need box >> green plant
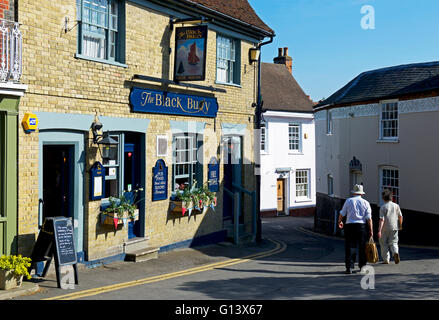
[103,188,144,219]
[0,255,32,280]
[175,180,216,209]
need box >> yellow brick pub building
[11,0,274,268]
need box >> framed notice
[90,162,105,201]
[174,25,208,82]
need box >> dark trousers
[344,223,367,270]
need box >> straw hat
[351,184,365,195]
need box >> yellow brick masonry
[17,1,258,259]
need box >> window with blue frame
[76,0,124,63]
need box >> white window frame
[288,123,301,152]
[379,166,399,204]
[379,100,399,141]
[295,169,311,201]
[216,34,240,85]
[326,109,333,135]
[327,174,334,197]
[260,122,267,153]
[172,133,203,192]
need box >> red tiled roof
[184,0,274,34]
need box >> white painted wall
[315,96,439,215]
[260,111,316,213]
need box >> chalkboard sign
[29,217,78,288]
[152,159,168,201]
[53,217,77,266]
[208,157,219,192]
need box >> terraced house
[3,0,274,266]
[314,61,439,247]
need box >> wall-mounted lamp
[91,121,119,159]
[249,47,260,64]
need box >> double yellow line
[44,238,286,300]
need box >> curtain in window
[77,0,118,60]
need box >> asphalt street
[10,216,439,301]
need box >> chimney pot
[284,47,289,56]
[278,48,283,57]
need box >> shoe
[382,260,389,264]
[394,253,400,264]
[345,269,353,274]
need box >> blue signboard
[152,159,168,201]
[90,162,105,201]
[130,87,218,118]
[208,157,219,192]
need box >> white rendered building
[259,48,316,217]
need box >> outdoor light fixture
[91,120,119,159]
[249,47,260,64]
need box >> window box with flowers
[0,255,32,290]
[100,188,143,230]
[170,181,217,217]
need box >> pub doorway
[42,145,74,220]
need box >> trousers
[344,223,367,270]
[379,230,399,262]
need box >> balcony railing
[0,19,22,83]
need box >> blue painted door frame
[38,131,85,259]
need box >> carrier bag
[365,236,379,264]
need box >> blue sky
[249,0,439,101]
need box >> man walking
[378,189,403,264]
[338,184,373,274]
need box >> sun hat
[351,184,365,195]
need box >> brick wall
[0,0,14,21]
[17,1,259,259]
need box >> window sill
[75,53,128,68]
[295,198,312,203]
[376,139,399,144]
[214,81,242,88]
[288,152,303,155]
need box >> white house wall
[260,113,316,212]
[315,96,439,215]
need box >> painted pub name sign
[130,87,218,118]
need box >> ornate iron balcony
[0,19,22,83]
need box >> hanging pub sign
[90,161,105,201]
[208,157,219,192]
[174,25,208,82]
[152,159,168,201]
[130,87,218,118]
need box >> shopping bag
[365,237,379,263]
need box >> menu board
[53,217,77,266]
[152,159,168,201]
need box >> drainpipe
[255,35,274,243]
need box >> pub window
[216,34,241,85]
[76,0,125,63]
[172,133,203,192]
[102,134,120,198]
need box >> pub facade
[16,0,274,264]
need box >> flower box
[100,209,139,229]
[0,269,23,290]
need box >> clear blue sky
[249,0,439,102]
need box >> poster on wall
[174,25,208,82]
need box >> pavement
[1,216,438,301]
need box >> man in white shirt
[338,184,373,274]
[378,189,403,264]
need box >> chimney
[273,47,293,74]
